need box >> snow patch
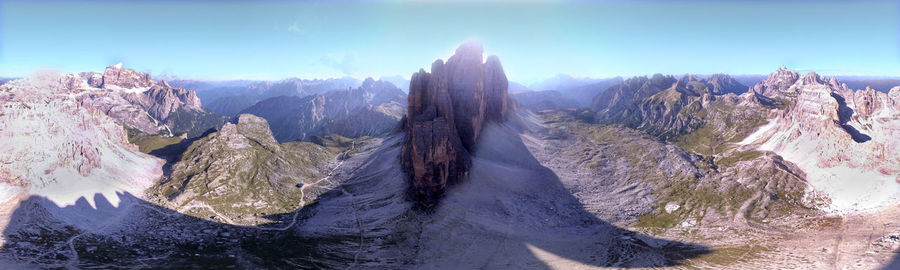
[738,120,777,145]
[749,112,900,213]
[760,137,900,213]
[664,202,680,213]
[104,84,149,94]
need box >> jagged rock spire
[401,41,510,208]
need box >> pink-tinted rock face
[132,80,204,120]
[852,87,883,118]
[402,41,509,208]
[751,66,800,97]
[101,64,153,89]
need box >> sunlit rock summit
[741,67,900,211]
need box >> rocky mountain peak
[402,41,510,208]
[214,114,279,150]
[452,40,484,61]
[483,55,509,122]
[132,83,204,121]
[752,66,800,97]
[680,74,702,82]
[361,77,377,88]
[650,73,675,86]
[829,76,840,86]
[890,86,900,98]
[706,74,747,95]
[798,72,823,86]
[234,114,278,144]
[208,114,279,150]
[100,63,153,89]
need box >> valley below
[1,107,899,269]
[0,43,899,269]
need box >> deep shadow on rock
[880,252,900,270]
[831,92,872,143]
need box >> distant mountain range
[378,75,411,93]
[240,78,407,142]
[4,51,900,268]
[514,75,623,109]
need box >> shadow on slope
[0,117,710,269]
[145,127,219,187]
[295,112,712,268]
[0,136,400,269]
[831,92,872,143]
[0,191,365,269]
[883,253,900,270]
[411,117,710,268]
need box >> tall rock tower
[401,41,510,208]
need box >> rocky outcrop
[591,74,677,114]
[591,74,678,134]
[72,64,225,138]
[849,87,884,118]
[0,72,163,207]
[750,66,800,98]
[157,114,349,223]
[591,73,771,148]
[124,80,204,121]
[100,63,153,89]
[661,74,747,97]
[741,67,900,211]
[402,41,510,208]
[703,74,748,95]
[484,55,509,122]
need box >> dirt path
[832,218,845,270]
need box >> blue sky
[1,0,898,84]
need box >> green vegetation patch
[129,134,184,154]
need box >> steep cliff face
[591,74,677,115]
[122,79,223,138]
[128,80,203,120]
[402,41,509,208]
[750,66,800,98]
[741,68,900,211]
[706,74,749,95]
[74,64,225,138]
[0,72,163,207]
[99,63,154,89]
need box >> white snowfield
[742,80,900,213]
[0,72,163,210]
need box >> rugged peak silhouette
[402,41,510,208]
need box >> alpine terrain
[2,1,900,269]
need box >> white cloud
[320,53,357,76]
[287,22,305,35]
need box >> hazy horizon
[2,0,899,84]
